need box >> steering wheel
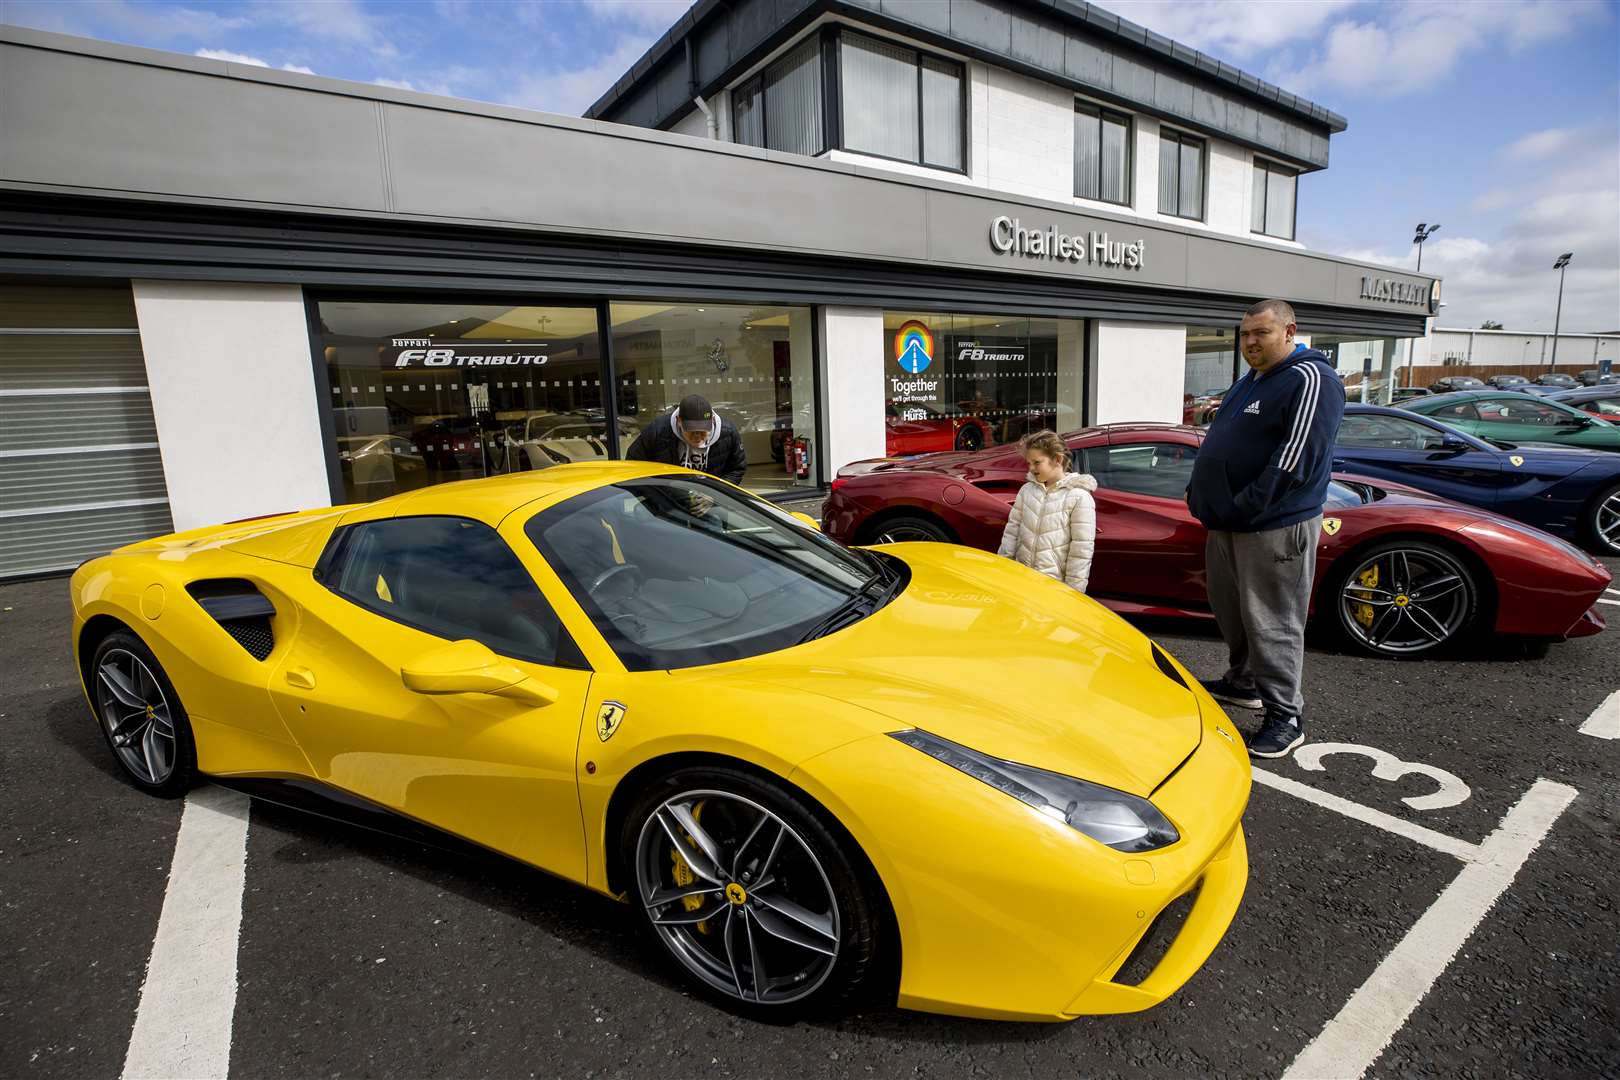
[588,562,644,601]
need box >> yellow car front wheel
[623,766,886,1018]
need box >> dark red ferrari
[823,423,1610,658]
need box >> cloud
[500,33,658,117]
[1503,127,1580,161]
[0,0,248,41]
[581,0,688,32]
[1112,0,1607,101]
[193,47,315,75]
[1314,138,1619,332]
[247,0,396,55]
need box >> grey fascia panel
[1153,72,1194,117]
[1064,34,1111,86]
[1255,110,1286,151]
[1191,87,1223,128]
[730,0,777,58]
[949,0,1013,53]
[696,21,733,85]
[882,0,953,34]
[1111,54,1155,102]
[1112,16,1147,46]
[1009,10,1065,71]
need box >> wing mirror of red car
[401,639,559,706]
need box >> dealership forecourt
[4,566,1616,1078]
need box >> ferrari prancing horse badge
[1510,455,1524,467]
[1322,517,1342,536]
[597,701,627,742]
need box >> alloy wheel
[634,789,841,1006]
[94,648,177,785]
[1340,547,1473,655]
[870,518,948,544]
[1595,488,1620,553]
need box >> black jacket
[625,411,748,484]
[1187,346,1345,532]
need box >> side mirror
[790,511,821,531]
[401,639,558,707]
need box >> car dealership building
[0,1,1439,578]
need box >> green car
[1400,390,1620,452]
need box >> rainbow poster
[894,321,934,374]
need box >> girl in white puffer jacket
[996,430,1098,593]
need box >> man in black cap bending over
[625,394,748,484]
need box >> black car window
[1431,402,1480,421]
[1478,397,1563,424]
[1090,442,1197,499]
[1338,414,1452,451]
[322,515,581,668]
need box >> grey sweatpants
[1205,516,1320,719]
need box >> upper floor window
[733,36,825,157]
[1252,159,1297,240]
[839,31,964,171]
[1157,128,1205,220]
[1074,101,1130,205]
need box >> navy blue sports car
[1334,405,1620,556]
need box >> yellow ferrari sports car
[71,462,1249,1022]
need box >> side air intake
[1151,643,1189,690]
[186,579,276,661]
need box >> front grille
[222,616,275,661]
[1113,884,1201,987]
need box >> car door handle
[285,667,316,690]
[1331,458,1347,469]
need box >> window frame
[1157,127,1207,222]
[730,34,827,157]
[313,514,589,670]
[1083,440,1200,500]
[830,27,969,175]
[1251,157,1299,241]
[1073,98,1133,207]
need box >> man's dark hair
[1245,298,1297,326]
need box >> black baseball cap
[678,394,714,431]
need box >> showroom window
[732,36,824,156]
[1157,128,1205,220]
[1251,158,1297,240]
[1074,101,1131,206]
[878,312,1084,457]
[1310,334,1410,406]
[609,303,818,491]
[313,298,605,503]
[1182,326,1238,427]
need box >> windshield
[526,476,892,670]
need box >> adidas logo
[1243,401,1261,415]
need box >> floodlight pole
[1550,253,1572,368]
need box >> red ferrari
[885,401,992,454]
[823,423,1610,658]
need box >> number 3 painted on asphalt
[1293,742,1471,811]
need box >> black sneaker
[1248,711,1304,759]
[1200,677,1263,710]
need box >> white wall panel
[817,306,886,472]
[1089,320,1186,424]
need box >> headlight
[890,730,1179,852]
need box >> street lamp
[1413,223,1441,272]
[1550,252,1573,368]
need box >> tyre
[88,629,197,797]
[955,424,984,452]
[863,515,952,544]
[1583,482,1620,556]
[621,765,884,1019]
[1333,540,1479,658]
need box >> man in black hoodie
[625,394,748,484]
[1187,299,1344,759]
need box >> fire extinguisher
[794,436,812,480]
[783,436,799,476]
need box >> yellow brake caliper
[1350,564,1378,629]
[669,800,713,934]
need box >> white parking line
[1598,598,1620,608]
[1250,767,1481,862]
[122,784,251,1080]
[1284,779,1576,1080]
[1577,689,1620,739]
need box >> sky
[2,0,1616,333]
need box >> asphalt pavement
[4,556,1617,1080]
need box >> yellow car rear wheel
[621,765,886,1018]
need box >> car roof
[356,460,687,527]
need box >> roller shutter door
[0,284,174,578]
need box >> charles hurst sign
[383,339,551,368]
[989,216,1145,270]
